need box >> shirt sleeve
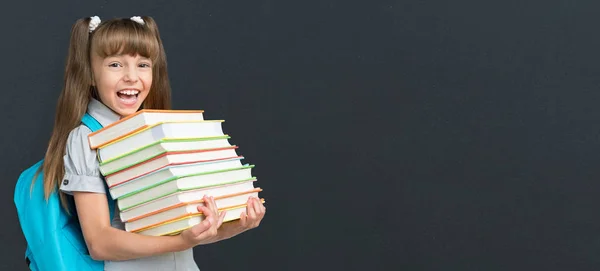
[59,125,107,195]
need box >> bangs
[90,19,159,61]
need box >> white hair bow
[89,16,101,33]
[130,16,145,25]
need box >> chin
[105,92,148,117]
[116,107,141,117]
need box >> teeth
[118,90,140,96]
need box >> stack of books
[88,110,263,236]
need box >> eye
[108,62,122,68]
[139,63,152,68]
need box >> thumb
[240,211,248,227]
[189,216,212,236]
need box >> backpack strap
[81,113,116,223]
[81,113,103,132]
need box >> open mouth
[117,89,140,105]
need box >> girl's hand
[239,197,266,230]
[179,196,226,247]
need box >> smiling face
[91,53,153,117]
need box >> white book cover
[119,178,258,222]
[108,157,246,198]
[99,136,233,175]
[136,201,264,236]
[98,120,225,163]
[125,189,261,232]
[104,147,241,187]
[88,110,205,149]
[117,166,255,212]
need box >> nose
[123,66,139,82]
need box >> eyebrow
[104,55,124,60]
[104,55,151,61]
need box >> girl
[41,15,266,270]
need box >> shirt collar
[87,98,121,127]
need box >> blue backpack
[14,113,115,271]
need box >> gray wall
[2,0,599,270]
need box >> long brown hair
[40,16,171,211]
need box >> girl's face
[90,53,153,117]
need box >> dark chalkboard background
[2,0,600,270]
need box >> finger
[246,198,257,221]
[189,216,212,236]
[197,205,217,226]
[251,197,262,215]
[250,198,264,227]
[216,210,227,228]
[197,204,214,216]
[211,197,220,214]
[209,197,221,223]
[205,196,218,216]
[255,199,266,221]
[260,200,266,214]
[240,210,248,227]
[203,195,215,210]
[202,197,219,215]
[259,198,266,213]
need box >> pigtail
[60,17,95,115]
[140,16,171,110]
[41,15,171,212]
[42,17,96,212]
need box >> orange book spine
[127,188,263,223]
[131,197,265,233]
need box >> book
[119,177,258,221]
[88,109,205,149]
[98,136,233,174]
[125,189,261,232]
[104,146,241,187]
[108,157,247,197]
[117,167,255,211]
[97,120,225,163]
[86,109,266,238]
[136,199,265,236]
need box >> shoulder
[68,124,93,140]
[66,124,94,152]
[64,123,98,171]
[61,123,106,193]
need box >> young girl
[41,15,266,270]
